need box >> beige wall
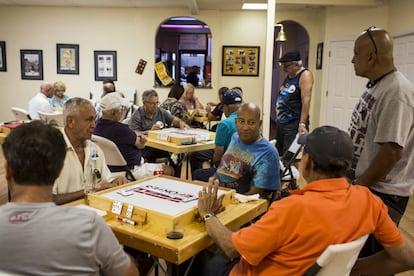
[0,7,267,122]
[1,0,414,129]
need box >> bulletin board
[222,45,260,76]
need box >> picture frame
[316,42,323,70]
[0,41,6,72]
[94,50,117,81]
[57,43,79,74]
[222,46,260,76]
[20,49,43,80]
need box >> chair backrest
[11,107,31,121]
[37,111,64,127]
[91,134,136,181]
[91,135,127,167]
[305,234,369,276]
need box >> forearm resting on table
[53,190,85,205]
[354,142,402,186]
[205,216,240,259]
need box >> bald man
[349,27,414,257]
[28,82,54,119]
[214,103,280,198]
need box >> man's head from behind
[101,93,128,122]
[102,80,116,97]
[235,103,262,144]
[298,125,353,179]
[3,121,66,186]
[222,89,242,117]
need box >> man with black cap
[196,125,414,275]
[276,49,314,159]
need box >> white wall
[0,7,267,121]
[1,0,414,127]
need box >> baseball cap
[298,126,353,167]
[100,92,127,112]
[279,49,301,63]
[221,90,243,105]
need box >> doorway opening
[270,20,310,139]
[155,17,212,88]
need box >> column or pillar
[262,0,276,139]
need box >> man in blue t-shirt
[215,103,280,198]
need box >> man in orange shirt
[197,126,414,275]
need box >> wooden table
[67,177,268,274]
[146,128,215,179]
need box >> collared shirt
[52,128,111,195]
[128,106,174,131]
[230,178,403,276]
[28,92,53,120]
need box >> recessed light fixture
[242,3,268,10]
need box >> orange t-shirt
[231,178,403,276]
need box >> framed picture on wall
[57,44,79,74]
[316,42,323,70]
[0,41,6,72]
[20,49,43,80]
[222,45,260,76]
[94,50,117,81]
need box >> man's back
[231,178,403,275]
[28,93,53,120]
[0,203,130,275]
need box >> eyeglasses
[365,26,378,53]
[145,101,159,106]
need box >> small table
[146,128,215,179]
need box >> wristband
[299,122,306,128]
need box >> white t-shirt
[28,92,53,119]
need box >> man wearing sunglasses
[276,49,314,160]
[349,27,414,258]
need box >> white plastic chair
[91,135,136,181]
[305,234,369,276]
[38,111,64,127]
[11,107,31,121]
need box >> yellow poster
[155,61,173,86]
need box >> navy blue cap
[222,90,242,105]
[279,49,301,62]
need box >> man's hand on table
[198,178,225,217]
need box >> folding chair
[305,234,369,276]
[38,111,64,127]
[11,107,31,121]
[91,135,136,181]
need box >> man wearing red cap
[276,49,314,160]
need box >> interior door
[394,33,414,83]
[325,40,365,131]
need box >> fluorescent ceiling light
[242,3,268,10]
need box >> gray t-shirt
[349,71,414,196]
[128,106,174,131]
[0,202,131,275]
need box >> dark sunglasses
[365,26,378,53]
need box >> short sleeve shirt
[128,106,174,131]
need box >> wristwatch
[299,122,306,128]
[202,213,215,223]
